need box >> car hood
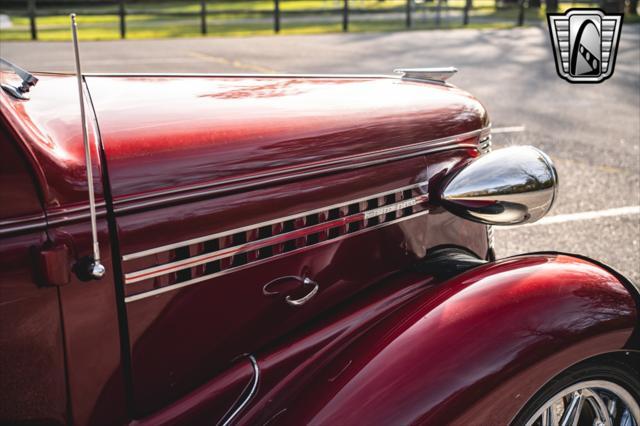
[87,75,489,212]
[8,73,488,212]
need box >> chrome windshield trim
[122,181,428,261]
[220,355,260,426]
[124,208,429,303]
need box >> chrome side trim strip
[124,208,429,303]
[0,219,47,236]
[0,212,47,235]
[113,126,489,213]
[46,207,109,226]
[122,181,427,261]
[47,201,107,216]
[124,193,429,283]
[220,355,260,426]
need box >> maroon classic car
[1,34,639,426]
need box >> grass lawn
[0,0,637,41]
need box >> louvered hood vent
[122,182,430,302]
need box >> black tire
[512,353,640,426]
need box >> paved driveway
[2,25,639,282]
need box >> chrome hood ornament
[439,146,558,225]
[394,67,457,83]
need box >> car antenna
[71,13,106,280]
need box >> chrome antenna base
[89,261,107,280]
[74,257,107,281]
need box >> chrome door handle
[285,277,319,306]
[263,276,319,307]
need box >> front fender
[266,253,637,425]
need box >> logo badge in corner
[547,9,623,83]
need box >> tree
[600,0,625,12]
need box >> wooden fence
[0,0,550,41]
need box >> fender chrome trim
[220,355,260,426]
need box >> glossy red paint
[1,71,125,425]
[1,68,637,426]
[0,117,67,423]
[0,72,103,212]
[49,220,128,426]
[0,119,43,224]
[131,357,254,426]
[0,231,68,424]
[119,151,488,417]
[239,254,637,426]
[85,75,488,211]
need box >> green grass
[0,0,636,41]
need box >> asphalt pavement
[1,25,639,282]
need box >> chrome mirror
[439,146,558,225]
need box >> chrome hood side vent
[122,183,431,302]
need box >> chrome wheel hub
[526,380,640,426]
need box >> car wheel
[513,355,640,426]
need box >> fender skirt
[241,253,638,426]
